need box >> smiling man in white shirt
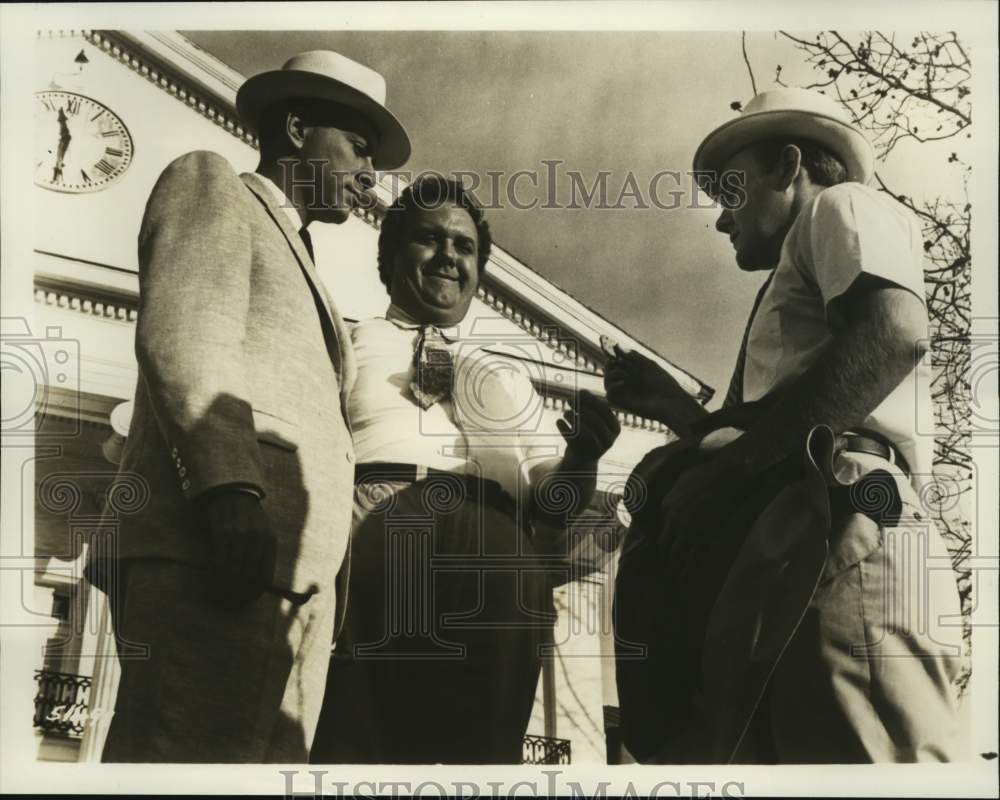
[311,175,620,764]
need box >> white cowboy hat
[236,50,411,170]
[692,87,874,193]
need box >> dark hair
[750,137,848,187]
[377,175,493,291]
[256,98,376,162]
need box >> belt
[840,430,910,478]
[354,462,514,510]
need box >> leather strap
[841,430,910,477]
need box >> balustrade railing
[522,734,572,764]
[33,669,93,738]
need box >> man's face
[714,146,794,271]
[389,203,481,326]
[299,122,376,224]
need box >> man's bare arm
[660,277,929,577]
[719,276,928,475]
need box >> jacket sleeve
[134,150,264,501]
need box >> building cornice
[36,29,711,406]
[32,273,670,434]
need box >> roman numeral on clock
[66,97,81,115]
[81,169,93,184]
[94,159,116,177]
[105,147,124,158]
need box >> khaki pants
[717,452,965,763]
[103,559,337,763]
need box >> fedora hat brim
[692,109,874,195]
[236,69,411,170]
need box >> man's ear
[777,143,803,190]
[285,112,307,151]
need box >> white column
[77,579,119,762]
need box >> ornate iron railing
[33,669,93,738]
[522,734,572,764]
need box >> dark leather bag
[612,399,795,762]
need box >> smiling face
[714,146,795,271]
[388,203,481,325]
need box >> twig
[741,31,758,96]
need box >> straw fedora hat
[236,50,411,170]
[692,87,874,193]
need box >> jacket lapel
[240,173,357,410]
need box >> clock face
[34,91,134,193]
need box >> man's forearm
[721,290,926,475]
[654,391,710,436]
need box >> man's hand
[557,390,621,464]
[197,490,277,609]
[532,391,621,538]
[604,346,706,433]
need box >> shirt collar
[258,174,306,234]
[384,304,459,342]
[385,303,420,328]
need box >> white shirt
[742,182,933,482]
[348,306,562,498]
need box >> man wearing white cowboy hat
[607,87,963,762]
[88,50,410,762]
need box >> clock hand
[52,108,72,183]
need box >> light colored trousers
[102,559,336,763]
[705,450,966,763]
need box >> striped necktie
[723,271,775,409]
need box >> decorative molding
[34,284,137,323]
[36,387,119,428]
[80,29,386,232]
[35,29,711,410]
[31,276,668,433]
[81,30,259,147]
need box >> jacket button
[181,479,191,491]
[179,467,187,478]
[171,448,179,458]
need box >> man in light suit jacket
[86,50,410,763]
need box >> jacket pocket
[822,512,883,583]
[252,408,299,452]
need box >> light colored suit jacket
[91,151,357,636]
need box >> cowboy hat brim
[236,69,411,170]
[692,109,874,196]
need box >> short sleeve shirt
[741,182,933,480]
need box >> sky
[182,29,967,401]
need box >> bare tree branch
[742,31,758,96]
